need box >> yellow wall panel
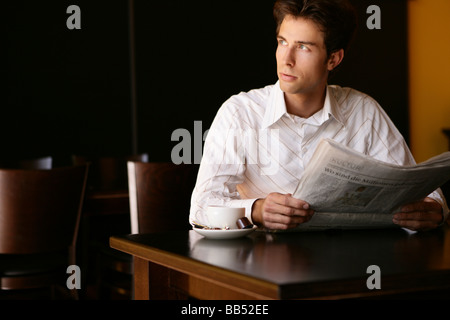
[408,0,450,162]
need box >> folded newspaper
[289,138,450,231]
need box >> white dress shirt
[190,81,448,225]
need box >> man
[190,0,448,232]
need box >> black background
[5,0,408,164]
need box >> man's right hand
[251,192,315,230]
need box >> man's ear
[327,49,344,71]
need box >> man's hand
[251,192,315,230]
[393,197,444,231]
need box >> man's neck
[284,87,327,118]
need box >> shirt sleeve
[189,102,258,226]
[365,97,449,222]
[427,189,449,224]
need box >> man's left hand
[393,197,444,231]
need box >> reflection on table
[111,225,450,299]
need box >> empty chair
[19,156,53,170]
[73,154,148,299]
[0,156,53,170]
[127,161,198,234]
[0,165,88,299]
[72,154,148,191]
[97,162,198,299]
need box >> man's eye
[299,44,308,50]
[278,39,288,46]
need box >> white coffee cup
[206,206,245,230]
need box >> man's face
[276,15,331,97]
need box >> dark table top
[112,226,450,298]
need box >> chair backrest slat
[0,165,88,254]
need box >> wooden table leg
[133,257,185,299]
[133,257,150,300]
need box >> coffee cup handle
[194,209,210,228]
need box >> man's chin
[279,81,300,94]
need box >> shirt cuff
[441,204,449,226]
[427,189,449,226]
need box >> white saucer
[193,226,257,240]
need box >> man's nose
[283,47,295,67]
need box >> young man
[190,0,448,232]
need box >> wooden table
[110,226,450,300]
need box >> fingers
[261,193,315,230]
[254,194,444,232]
[393,216,441,231]
[393,198,443,231]
[399,198,442,214]
[265,193,311,216]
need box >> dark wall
[334,0,409,140]
[134,0,278,162]
[5,0,408,164]
[6,0,132,164]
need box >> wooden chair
[19,156,53,170]
[0,165,88,299]
[97,162,198,299]
[128,161,198,234]
[0,156,53,170]
[72,154,148,191]
[73,154,148,299]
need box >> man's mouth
[280,73,297,81]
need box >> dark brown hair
[274,0,357,56]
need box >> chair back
[127,162,198,234]
[73,154,148,191]
[0,165,88,255]
[19,156,53,170]
[0,156,53,170]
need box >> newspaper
[288,138,450,231]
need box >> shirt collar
[262,82,346,129]
[323,85,346,127]
[262,81,287,129]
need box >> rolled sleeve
[427,188,449,225]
